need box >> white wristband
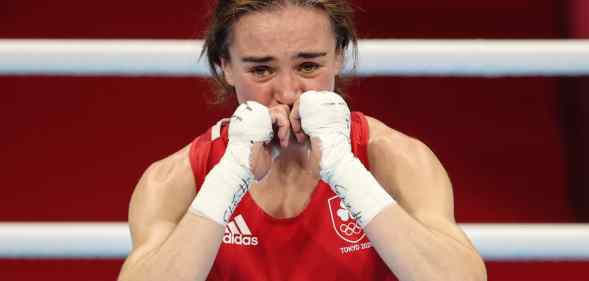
[323,153,395,227]
[190,101,273,225]
[190,148,253,225]
[299,91,395,227]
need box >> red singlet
[189,112,397,281]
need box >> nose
[273,71,304,106]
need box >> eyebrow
[296,52,327,59]
[241,56,274,63]
[241,52,327,63]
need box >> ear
[221,58,235,87]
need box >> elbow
[116,255,150,281]
[474,257,488,281]
[117,263,139,281]
[462,252,487,281]
[116,270,131,281]
[452,239,487,281]
[440,250,486,281]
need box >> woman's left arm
[364,116,487,281]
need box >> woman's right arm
[118,102,275,281]
[117,145,224,281]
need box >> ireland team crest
[327,196,366,243]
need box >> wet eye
[299,62,320,74]
[249,66,273,78]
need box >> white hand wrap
[190,101,273,225]
[299,91,396,227]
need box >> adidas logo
[223,214,259,246]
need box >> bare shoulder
[127,144,197,250]
[364,115,410,142]
[365,115,439,173]
[364,115,454,221]
[364,116,481,251]
[136,144,196,199]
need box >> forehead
[229,5,336,57]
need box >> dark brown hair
[201,0,358,103]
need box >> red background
[1,0,588,280]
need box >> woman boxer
[118,1,486,280]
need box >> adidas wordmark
[223,214,259,246]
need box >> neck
[266,139,318,185]
[248,138,321,219]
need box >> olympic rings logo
[339,222,362,236]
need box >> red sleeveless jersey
[189,112,397,281]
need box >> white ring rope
[0,223,588,260]
[1,39,589,76]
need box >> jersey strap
[350,111,370,169]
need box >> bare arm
[117,145,224,281]
[364,116,487,281]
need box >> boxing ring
[2,39,589,76]
[1,39,589,261]
[1,223,588,260]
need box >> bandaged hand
[298,91,396,227]
[190,101,273,225]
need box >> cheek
[308,62,340,92]
[234,76,273,105]
[305,73,336,92]
[324,73,337,91]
